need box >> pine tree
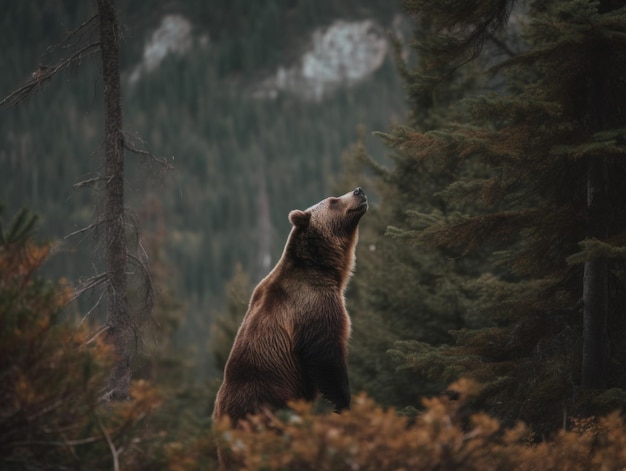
[340,9,505,409]
[0,207,164,470]
[375,0,626,433]
[0,0,172,403]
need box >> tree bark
[98,0,131,401]
[582,158,608,389]
[580,34,611,388]
[581,158,608,388]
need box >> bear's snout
[353,187,364,196]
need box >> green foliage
[371,0,626,434]
[129,198,218,464]
[0,205,224,470]
[210,264,252,374]
[0,1,407,376]
[567,238,626,265]
[336,140,475,409]
[338,0,495,410]
[0,206,39,245]
[388,340,477,384]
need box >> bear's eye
[329,198,339,207]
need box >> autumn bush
[0,223,165,470]
[214,379,626,471]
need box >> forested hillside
[1,0,406,378]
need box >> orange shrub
[214,379,626,470]
[0,239,164,470]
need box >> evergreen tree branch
[567,238,626,265]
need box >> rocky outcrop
[129,14,195,84]
[130,15,394,101]
[255,19,388,102]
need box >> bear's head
[286,188,367,283]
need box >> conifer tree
[0,207,163,470]
[341,20,495,407]
[375,0,626,432]
[1,0,168,402]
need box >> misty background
[1,0,406,380]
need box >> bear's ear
[289,210,311,228]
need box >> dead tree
[97,0,132,401]
[1,0,171,401]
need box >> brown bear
[212,187,367,433]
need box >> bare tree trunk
[581,35,611,388]
[581,158,608,388]
[98,0,131,401]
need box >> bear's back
[215,270,349,423]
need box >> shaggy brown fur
[213,188,367,465]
